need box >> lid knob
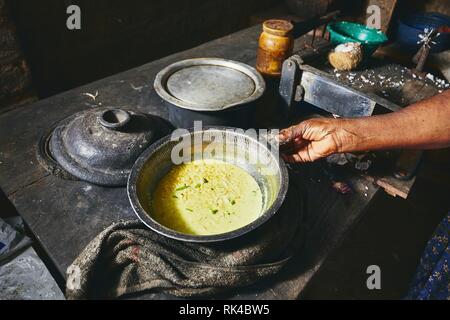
[98,109,131,130]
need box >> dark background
[1,0,449,104]
[7,0,278,98]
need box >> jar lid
[263,19,294,36]
[49,107,165,186]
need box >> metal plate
[154,58,265,111]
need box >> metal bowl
[127,127,288,242]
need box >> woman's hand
[278,90,450,163]
[278,118,359,163]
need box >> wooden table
[0,25,426,299]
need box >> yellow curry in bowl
[151,159,263,235]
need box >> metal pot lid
[154,58,265,111]
[49,107,163,186]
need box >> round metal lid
[49,107,164,186]
[154,58,265,111]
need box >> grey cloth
[66,184,304,299]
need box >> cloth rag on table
[66,183,305,299]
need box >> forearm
[336,90,450,153]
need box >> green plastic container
[327,21,388,56]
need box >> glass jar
[256,19,294,77]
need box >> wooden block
[377,176,416,199]
[376,150,422,199]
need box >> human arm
[279,89,450,163]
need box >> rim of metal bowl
[127,126,289,243]
[153,58,266,112]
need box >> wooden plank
[377,177,416,199]
[0,26,318,196]
[0,25,381,299]
[0,25,259,195]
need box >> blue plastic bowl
[397,12,450,53]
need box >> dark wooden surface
[0,24,403,299]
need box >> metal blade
[299,65,402,117]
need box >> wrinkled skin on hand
[279,118,358,163]
[278,90,450,163]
